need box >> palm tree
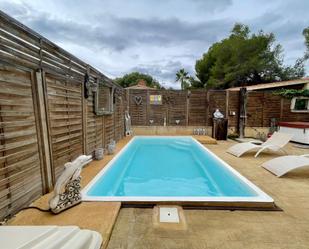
[176,69,190,90]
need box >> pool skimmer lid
[153,205,187,230]
[159,207,180,223]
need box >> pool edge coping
[82,136,274,206]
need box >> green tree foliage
[274,89,309,99]
[175,68,190,90]
[115,72,162,89]
[174,70,203,89]
[195,23,305,89]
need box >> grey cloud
[11,11,130,51]
[1,0,308,85]
[0,1,231,52]
[112,17,230,46]
[36,0,233,15]
[0,1,130,51]
[0,1,30,16]
[272,21,307,41]
[248,9,308,66]
[172,54,198,60]
[131,54,140,60]
[249,12,282,30]
[250,12,307,41]
[190,0,232,11]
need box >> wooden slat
[0,98,34,106]
[0,128,36,140]
[0,120,35,128]
[0,147,38,164]
[0,153,39,177]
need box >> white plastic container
[0,226,102,249]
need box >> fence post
[238,87,247,138]
[33,70,53,192]
[82,66,89,154]
[146,89,149,125]
[126,89,130,113]
[225,90,229,120]
[261,92,265,127]
[166,90,169,126]
[102,115,105,147]
[186,90,189,126]
[280,97,284,120]
[206,90,209,127]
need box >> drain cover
[159,207,180,223]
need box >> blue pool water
[84,137,261,198]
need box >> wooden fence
[127,89,228,126]
[0,11,125,220]
[127,89,309,128]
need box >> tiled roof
[125,84,154,89]
[125,79,155,89]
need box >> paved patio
[8,138,309,249]
[107,140,309,249]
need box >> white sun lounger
[227,132,293,158]
[0,226,102,249]
[262,154,309,177]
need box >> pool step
[169,141,191,151]
[168,144,190,151]
[173,141,191,146]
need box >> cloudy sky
[0,0,308,88]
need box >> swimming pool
[82,136,273,206]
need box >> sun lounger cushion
[227,142,261,157]
[262,155,309,177]
[227,132,293,158]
